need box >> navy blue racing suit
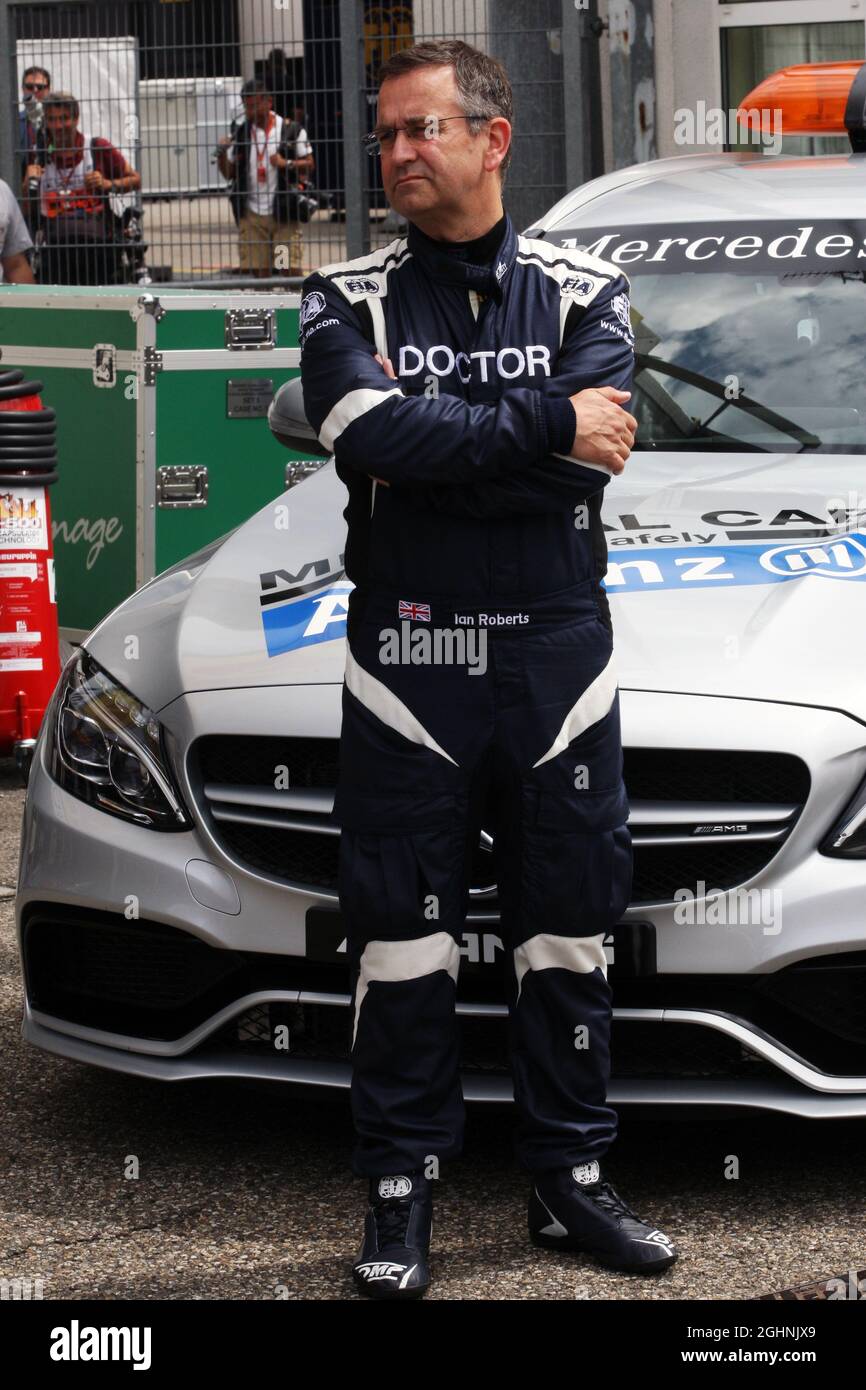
[299,212,635,1177]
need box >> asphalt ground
[1,755,865,1303]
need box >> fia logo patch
[344,277,381,294]
[378,1176,413,1198]
[572,1160,601,1185]
[562,274,603,300]
[300,291,326,327]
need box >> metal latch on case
[285,459,328,489]
[225,308,277,349]
[157,465,208,507]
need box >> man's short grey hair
[43,91,79,120]
[376,39,513,180]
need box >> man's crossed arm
[298,268,637,512]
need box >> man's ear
[484,117,511,175]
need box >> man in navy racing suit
[299,38,679,1298]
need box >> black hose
[0,409,55,426]
[0,428,56,439]
[0,415,55,424]
[0,464,57,473]
[0,372,57,486]
[0,372,57,481]
[0,470,59,485]
[0,378,44,401]
[0,430,56,444]
[0,414,56,427]
[0,454,58,465]
[0,405,54,419]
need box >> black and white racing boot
[528,1159,678,1273]
[352,1170,433,1299]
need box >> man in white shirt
[217,79,314,278]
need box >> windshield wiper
[635,352,822,451]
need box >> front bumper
[15,683,866,1114]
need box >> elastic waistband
[352,581,602,632]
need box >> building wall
[654,0,723,157]
[237,0,305,72]
[415,0,489,42]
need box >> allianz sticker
[603,533,866,593]
[261,582,351,658]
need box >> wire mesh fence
[2,0,575,289]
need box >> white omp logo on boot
[572,1161,600,1186]
[378,1176,413,1199]
[639,1229,675,1253]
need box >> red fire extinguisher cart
[0,369,61,779]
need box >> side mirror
[268,375,330,457]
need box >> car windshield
[561,220,866,454]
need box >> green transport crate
[0,284,308,638]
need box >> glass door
[718,0,866,154]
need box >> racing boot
[528,1159,678,1273]
[352,1170,433,1299]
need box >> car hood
[85,462,352,712]
[85,453,866,721]
[604,451,866,719]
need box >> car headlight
[820,773,866,858]
[44,650,191,830]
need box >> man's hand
[567,387,636,475]
[371,356,636,483]
[24,164,43,181]
[2,253,35,285]
[83,169,111,193]
[216,136,234,176]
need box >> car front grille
[191,737,810,906]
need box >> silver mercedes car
[16,146,866,1118]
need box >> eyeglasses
[24,82,49,93]
[363,113,487,156]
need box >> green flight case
[0,284,305,638]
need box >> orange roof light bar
[738,59,866,148]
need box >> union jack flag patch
[398,600,431,622]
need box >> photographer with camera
[19,66,50,230]
[22,91,141,286]
[217,78,314,279]
[19,67,49,167]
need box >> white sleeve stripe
[549,450,613,476]
[319,386,403,451]
[368,297,389,358]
